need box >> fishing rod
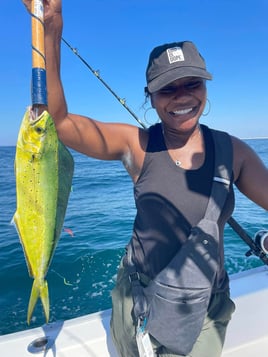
[61,38,146,129]
[227,216,268,265]
[31,0,47,117]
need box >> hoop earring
[144,107,160,125]
[202,98,211,116]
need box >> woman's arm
[22,0,141,163]
[233,136,268,210]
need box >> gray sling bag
[126,129,233,355]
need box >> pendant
[175,160,182,167]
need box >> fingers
[22,0,31,13]
[22,0,55,13]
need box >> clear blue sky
[1,0,267,146]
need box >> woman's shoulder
[229,134,260,182]
[201,126,251,182]
[201,125,247,150]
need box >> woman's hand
[22,0,62,23]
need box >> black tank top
[131,123,234,290]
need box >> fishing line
[51,269,74,286]
[61,39,268,266]
[61,38,147,129]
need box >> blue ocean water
[0,139,267,336]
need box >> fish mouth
[29,106,47,123]
[28,107,39,122]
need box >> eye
[156,79,204,95]
[157,86,177,95]
[35,126,45,134]
[184,80,204,90]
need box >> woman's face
[150,77,207,132]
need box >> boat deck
[1,265,268,356]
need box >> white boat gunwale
[1,265,268,356]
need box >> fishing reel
[254,230,268,255]
[244,229,268,265]
[228,217,268,265]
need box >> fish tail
[27,278,49,325]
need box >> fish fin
[40,280,50,323]
[10,213,17,227]
[12,213,34,278]
[27,279,49,325]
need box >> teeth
[172,108,193,115]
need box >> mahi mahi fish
[13,107,74,324]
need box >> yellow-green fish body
[13,108,74,324]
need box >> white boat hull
[1,265,268,356]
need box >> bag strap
[205,128,233,221]
[127,127,233,323]
[125,253,146,325]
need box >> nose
[172,86,191,100]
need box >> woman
[23,1,268,356]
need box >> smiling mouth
[169,107,195,116]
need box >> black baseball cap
[146,41,212,93]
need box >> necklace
[162,124,202,168]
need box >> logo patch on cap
[167,47,184,64]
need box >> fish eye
[35,126,45,134]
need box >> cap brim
[147,67,212,93]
